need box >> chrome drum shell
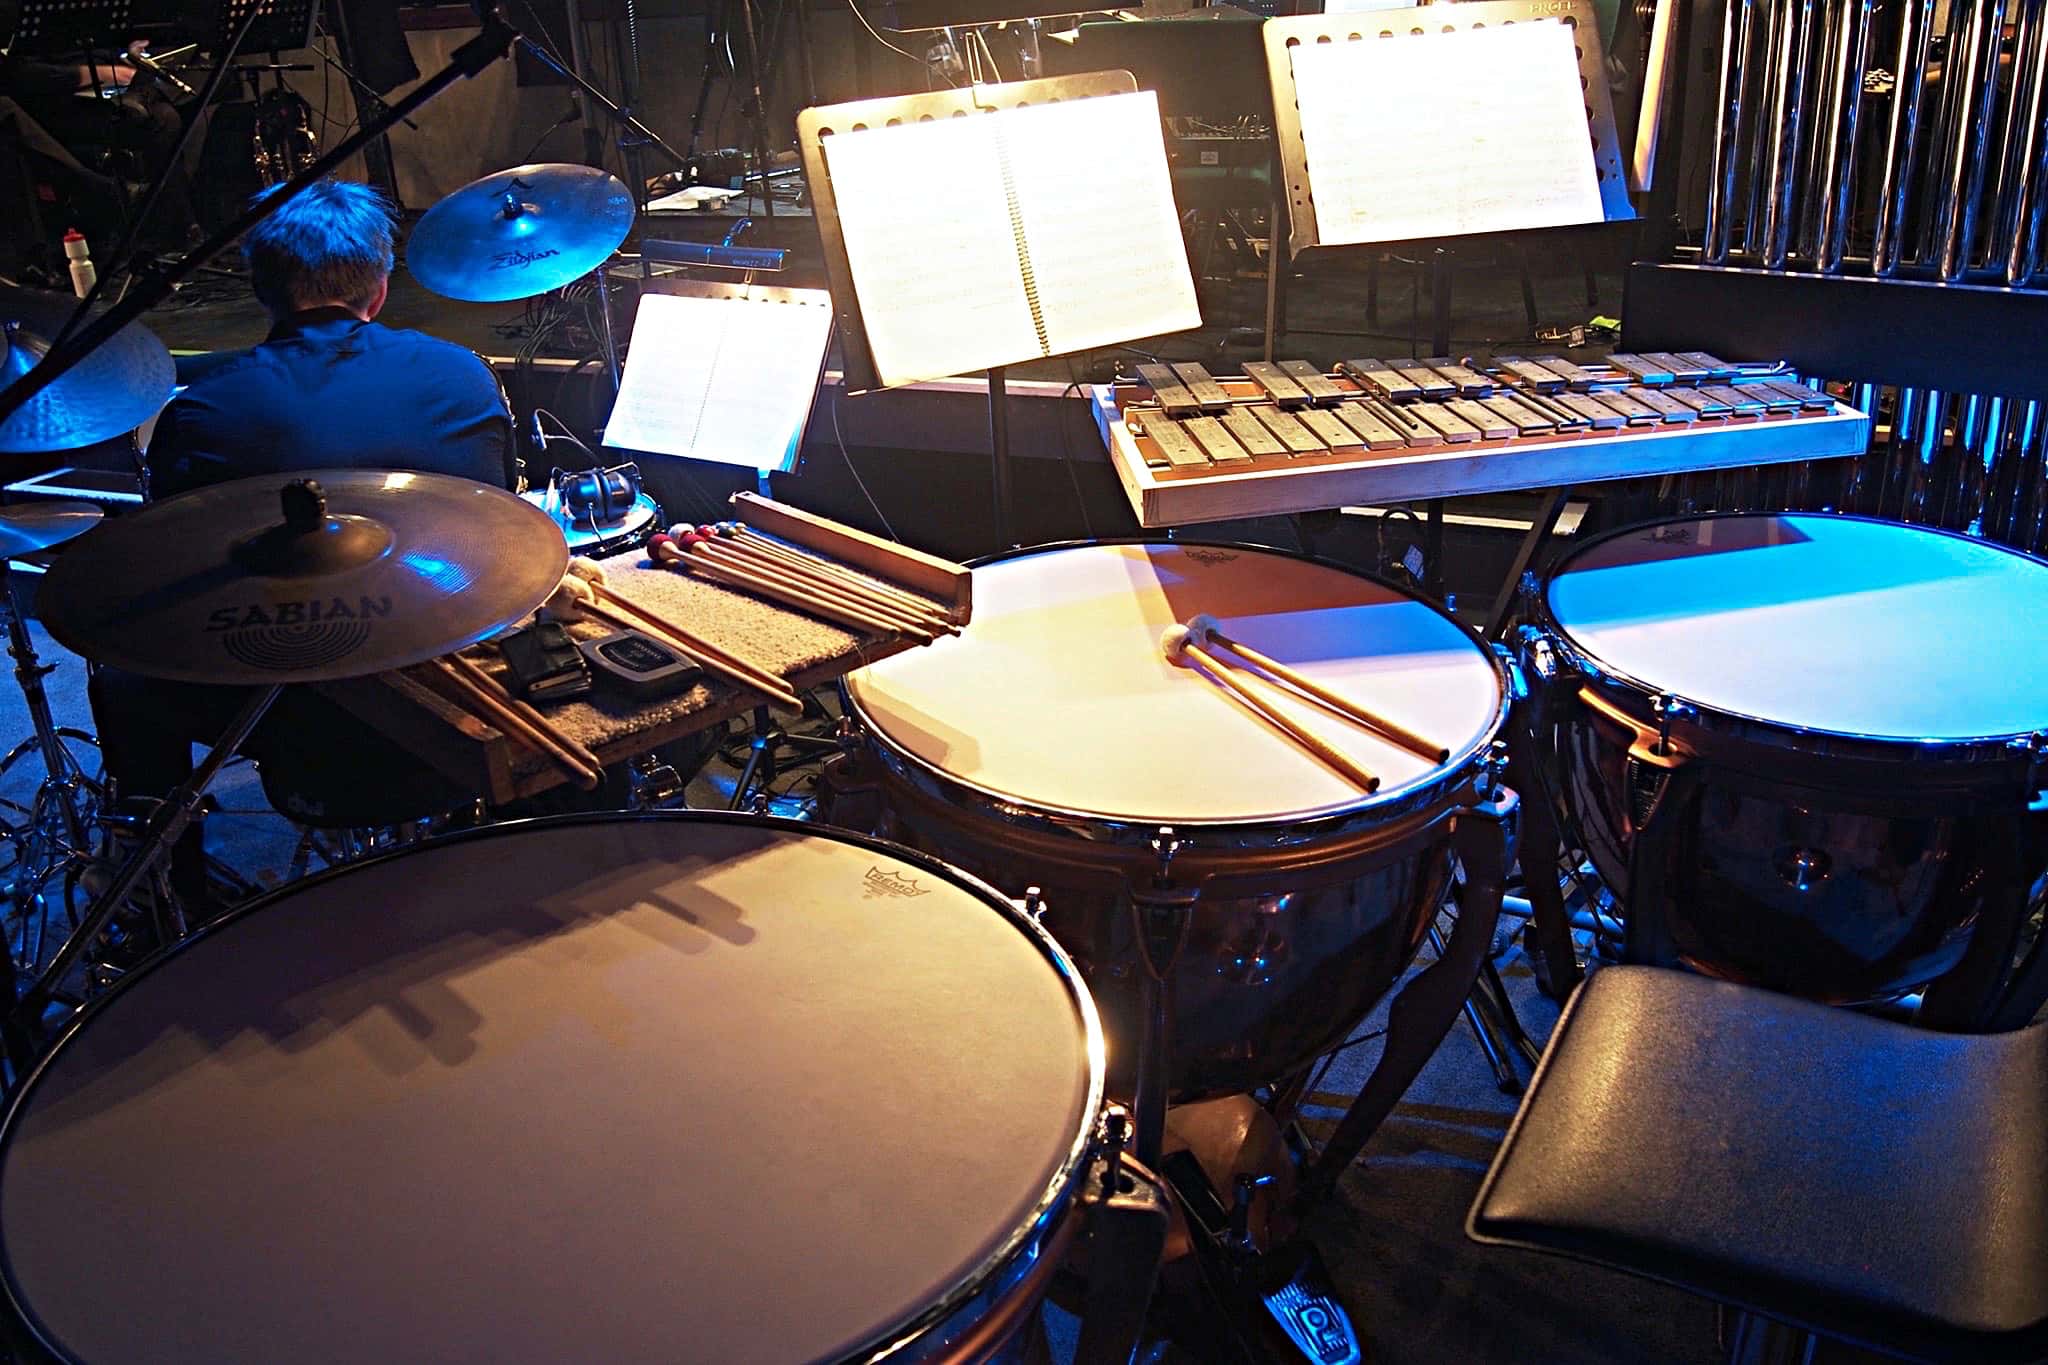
[836,541,1513,1101]
[1532,512,2048,1004]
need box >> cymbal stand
[6,685,280,1064]
[0,560,100,970]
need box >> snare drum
[0,814,1103,1363]
[1532,512,2048,1005]
[840,541,1510,1099]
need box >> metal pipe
[1902,389,1948,523]
[1939,0,2009,280]
[2006,4,2048,282]
[1798,1,1847,264]
[1707,0,1759,262]
[1763,0,1820,267]
[1818,4,1875,272]
[1837,379,1884,512]
[1744,0,1790,258]
[1874,0,1939,275]
[1880,386,1923,518]
[2023,401,2048,553]
[1914,8,1972,266]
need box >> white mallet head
[1185,612,1223,644]
[1160,623,1194,662]
[541,574,596,623]
[567,556,609,588]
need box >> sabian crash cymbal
[407,163,635,303]
[0,500,102,558]
[39,471,569,684]
[0,287,175,454]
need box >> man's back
[149,309,514,500]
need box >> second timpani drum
[840,541,1510,1098]
[1532,512,2048,1007]
[0,814,1103,1363]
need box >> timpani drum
[840,541,1511,1099]
[0,814,1104,1363]
[1531,512,2048,1006]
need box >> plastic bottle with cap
[62,229,95,300]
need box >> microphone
[530,411,549,453]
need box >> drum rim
[1540,510,2048,757]
[0,810,1106,1365]
[844,537,1513,831]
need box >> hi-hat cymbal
[407,163,635,303]
[39,471,570,684]
[0,287,176,454]
[0,501,102,558]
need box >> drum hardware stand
[1070,1105,1174,1365]
[727,702,838,812]
[0,560,102,970]
[4,684,281,1068]
[1130,827,1196,1164]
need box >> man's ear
[364,276,390,321]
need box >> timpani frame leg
[1294,791,1511,1210]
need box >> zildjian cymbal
[0,286,175,454]
[39,470,570,684]
[0,501,102,558]
[407,162,635,303]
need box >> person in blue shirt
[89,179,519,927]
[147,178,515,495]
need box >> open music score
[815,88,1200,389]
[602,286,833,473]
[1092,355,1872,527]
[1287,22,1601,245]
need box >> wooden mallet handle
[1162,625,1379,793]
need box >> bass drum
[840,541,1510,1100]
[1533,512,2048,1007]
[0,814,1103,1364]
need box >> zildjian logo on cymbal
[491,247,562,270]
[205,596,393,631]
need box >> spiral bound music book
[602,283,834,473]
[803,82,1201,391]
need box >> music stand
[212,0,318,52]
[10,0,132,48]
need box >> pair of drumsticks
[648,522,956,642]
[1160,614,1445,794]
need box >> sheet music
[821,89,1199,388]
[1288,21,1604,245]
[821,114,1045,388]
[1003,92,1202,358]
[602,290,834,472]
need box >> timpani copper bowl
[1527,512,2048,1013]
[838,540,1512,1101]
[0,813,1105,1363]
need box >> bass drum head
[846,542,1504,827]
[0,815,1099,1365]
[1546,513,2048,744]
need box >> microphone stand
[0,10,521,434]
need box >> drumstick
[678,532,935,638]
[443,654,606,781]
[652,535,930,641]
[716,523,959,633]
[1186,613,1448,764]
[580,578,804,691]
[1160,625,1380,793]
[432,656,602,790]
[549,578,803,711]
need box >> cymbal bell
[407,163,635,303]
[39,471,570,684]
[0,501,102,559]
[0,287,175,454]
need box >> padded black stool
[1468,966,2048,1364]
